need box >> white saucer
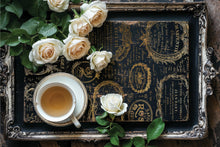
[33,72,88,127]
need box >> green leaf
[147,118,165,144]
[50,12,71,34]
[122,139,133,147]
[96,116,109,126]
[20,49,38,72]
[71,0,81,4]
[7,15,22,31]
[112,123,125,137]
[104,142,114,147]
[20,17,44,35]
[100,112,108,119]
[6,35,20,46]
[5,2,23,18]
[10,28,30,44]
[11,28,28,36]
[133,137,145,147]
[96,126,109,134]
[109,126,124,138]
[0,10,10,30]
[0,32,9,47]
[20,0,48,19]
[10,44,23,56]
[0,2,6,8]
[110,136,119,146]
[39,23,57,37]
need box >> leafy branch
[96,112,165,147]
[0,0,73,72]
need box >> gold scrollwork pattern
[129,63,151,93]
[72,61,100,83]
[128,100,153,121]
[115,23,133,62]
[140,21,189,64]
[24,82,42,123]
[156,74,189,121]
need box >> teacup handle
[71,115,81,128]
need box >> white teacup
[34,82,81,128]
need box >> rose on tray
[2,0,108,72]
[87,46,112,72]
[96,93,165,147]
[29,38,64,66]
[27,0,110,72]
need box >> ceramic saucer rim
[33,72,88,127]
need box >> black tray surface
[14,11,199,134]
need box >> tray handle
[204,47,219,96]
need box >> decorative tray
[3,1,218,140]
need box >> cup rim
[33,72,88,127]
[35,82,76,123]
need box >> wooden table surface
[1,0,219,146]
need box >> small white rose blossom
[100,94,128,116]
[87,51,112,72]
[63,35,91,61]
[80,1,108,28]
[69,15,93,37]
[46,0,69,13]
[29,38,64,66]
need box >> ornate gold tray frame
[2,2,218,140]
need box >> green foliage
[133,137,145,147]
[112,123,125,137]
[109,125,125,138]
[96,116,110,126]
[96,126,109,134]
[0,10,10,30]
[110,136,119,146]
[122,139,133,147]
[50,12,71,32]
[0,32,9,47]
[20,17,44,35]
[104,142,115,147]
[20,49,38,72]
[0,0,70,72]
[147,117,165,144]
[70,0,81,4]
[6,35,20,46]
[20,0,48,19]
[5,2,23,18]
[10,44,23,56]
[7,15,22,31]
[39,23,57,37]
[95,112,165,147]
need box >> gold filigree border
[155,74,189,121]
[129,63,151,93]
[141,21,189,64]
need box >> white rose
[81,1,108,28]
[29,38,64,66]
[46,0,69,13]
[87,51,112,72]
[100,94,128,116]
[69,16,93,37]
[63,35,91,61]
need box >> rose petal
[100,93,123,114]
[114,103,128,116]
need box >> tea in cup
[34,82,81,128]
